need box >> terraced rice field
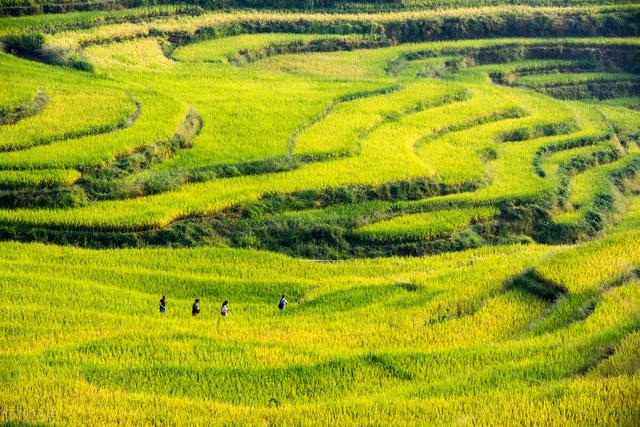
[0,2,639,425]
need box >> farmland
[0,0,639,425]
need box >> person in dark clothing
[278,295,288,312]
[192,299,200,317]
[159,295,166,314]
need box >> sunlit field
[0,1,639,425]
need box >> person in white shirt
[220,300,229,318]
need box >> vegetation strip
[0,90,48,126]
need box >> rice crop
[0,4,639,425]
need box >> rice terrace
[1,0,640,424]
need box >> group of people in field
[158,294,288,317]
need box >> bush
[1,32,44,56]
[67,54,94,72]
[0,185,87,209]
[454,227,485,249]
[36,45,67,65]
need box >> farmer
[192,298,200,317]
[220,300,229,318]
[159,295,166,314]
[278,295,288,313]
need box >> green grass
[0,39,634,230]
[515,72,640,88]
[0,5,200,34]
[535,199,640,308]
[0,168,80,187]
[355,206,498,242]
[1,221,639,423]
[1,5,640,425]
[0,90,186,170]
[172,33,349,63]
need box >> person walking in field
[220,300,229,318]
[192,298,200,317]
[159,295,167,314]
[278,295,288,313]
